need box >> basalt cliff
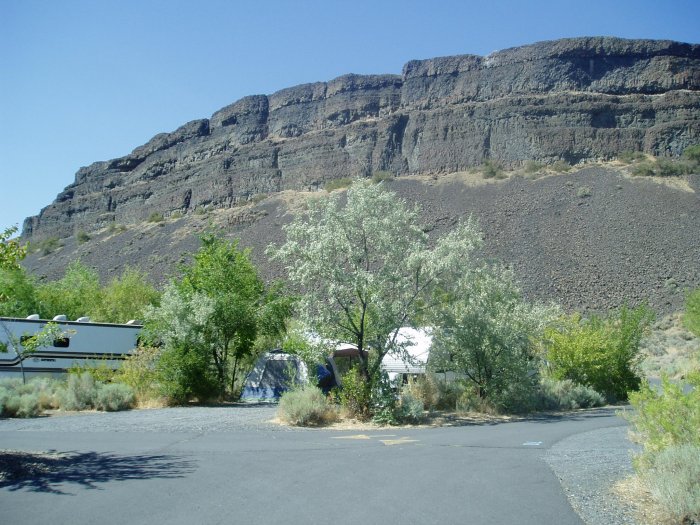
[20,37,700,314]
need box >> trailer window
[53,337,70,348]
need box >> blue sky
[1,0,699,233]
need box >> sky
[1,0,699,233]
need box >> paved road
[0,406,630,525]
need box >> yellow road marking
[380,437,420,446]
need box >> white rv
[0,315,142,379]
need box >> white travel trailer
[0,315,142,379]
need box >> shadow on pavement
[0,450,196,495]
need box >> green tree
[0,267,39,317]
[0,226,28,271]
[145,234,291,400]
[430,265,558,411]
[36,261,102,320]
[94,268,160,324]
[544,304,654,401]
[269,180,482,402]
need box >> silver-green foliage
[537,378,605,410]
[645,444,700,524]
[277,385,337,426]
[430,265,558,412]
[59,372,99,411]
[94,383,135,411]
[269,180,482,388]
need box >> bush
[481,160,503,179]
[524,160,545,173]
[432,379,469,410]
[683,144,700,163]
[576,186,592,198]
[371,171,394,184]
[684,288,700,337]
[393,393,424,424]
[544,304,654,402]
[277,385,337,426]
[94,383,135,411]
[644,444,700,524]
[338,366,372,420]
[0,377,60,417]
[118,345,162,402]
[551,160,571,173]
[76,231,90,244]
[538,378,605,410]
[630,161,657,177]
[324,178,353,192]
[148,212,164,223]
[155,344,219,404]
[626,373,700,468]
[618,150,646,164]
[59,372,99,410]
[36,237,62,256]
[402,375,438,410]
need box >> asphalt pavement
[0,406,632,525]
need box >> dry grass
[613,475,671,525]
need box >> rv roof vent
[52,314,67,321]
[126,319,142,325]
[26,314,40,320]
[76,316,91,323]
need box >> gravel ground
[545,425,642,525]
[0,404,284,434]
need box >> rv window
[53,337,70,348]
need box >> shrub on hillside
[481,160,503,179]
[277,385,337,426]
[684,288,700,337]
[402,375,438,410]
[324,178,353,192]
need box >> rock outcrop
[23,37,700,242]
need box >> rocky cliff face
[22,37,700,242]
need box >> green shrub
[106,223,127,234]
[432,379,469,410]
[626,373,700,468]
[94,383,135,411]
[644,444,700,524]
[393,393,424,424]
[338,366,372,420]
[544,304,654,402]
[656,158,689,177]
[371,171,394,184]
[147,212,164,223]
[277,385,337,426]
[0,377,61,417]
[631,161,657,177]
[481,160,503,179]
[76,231,90,244]
[324,178,353,192]
[551,160,571,173]
[576,186,592,198]
[618,150,646,164]
[36,237,62,256]
[683,288,700,337]
[538,378,605,410]
[67,361,118,384]
[155,344,219,403]
[117,345,162,402]
[402,375,438,410]
[524,160,545,173]
[59,372,99,410]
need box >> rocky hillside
[18,36,700,315]
[23,37,700,243]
